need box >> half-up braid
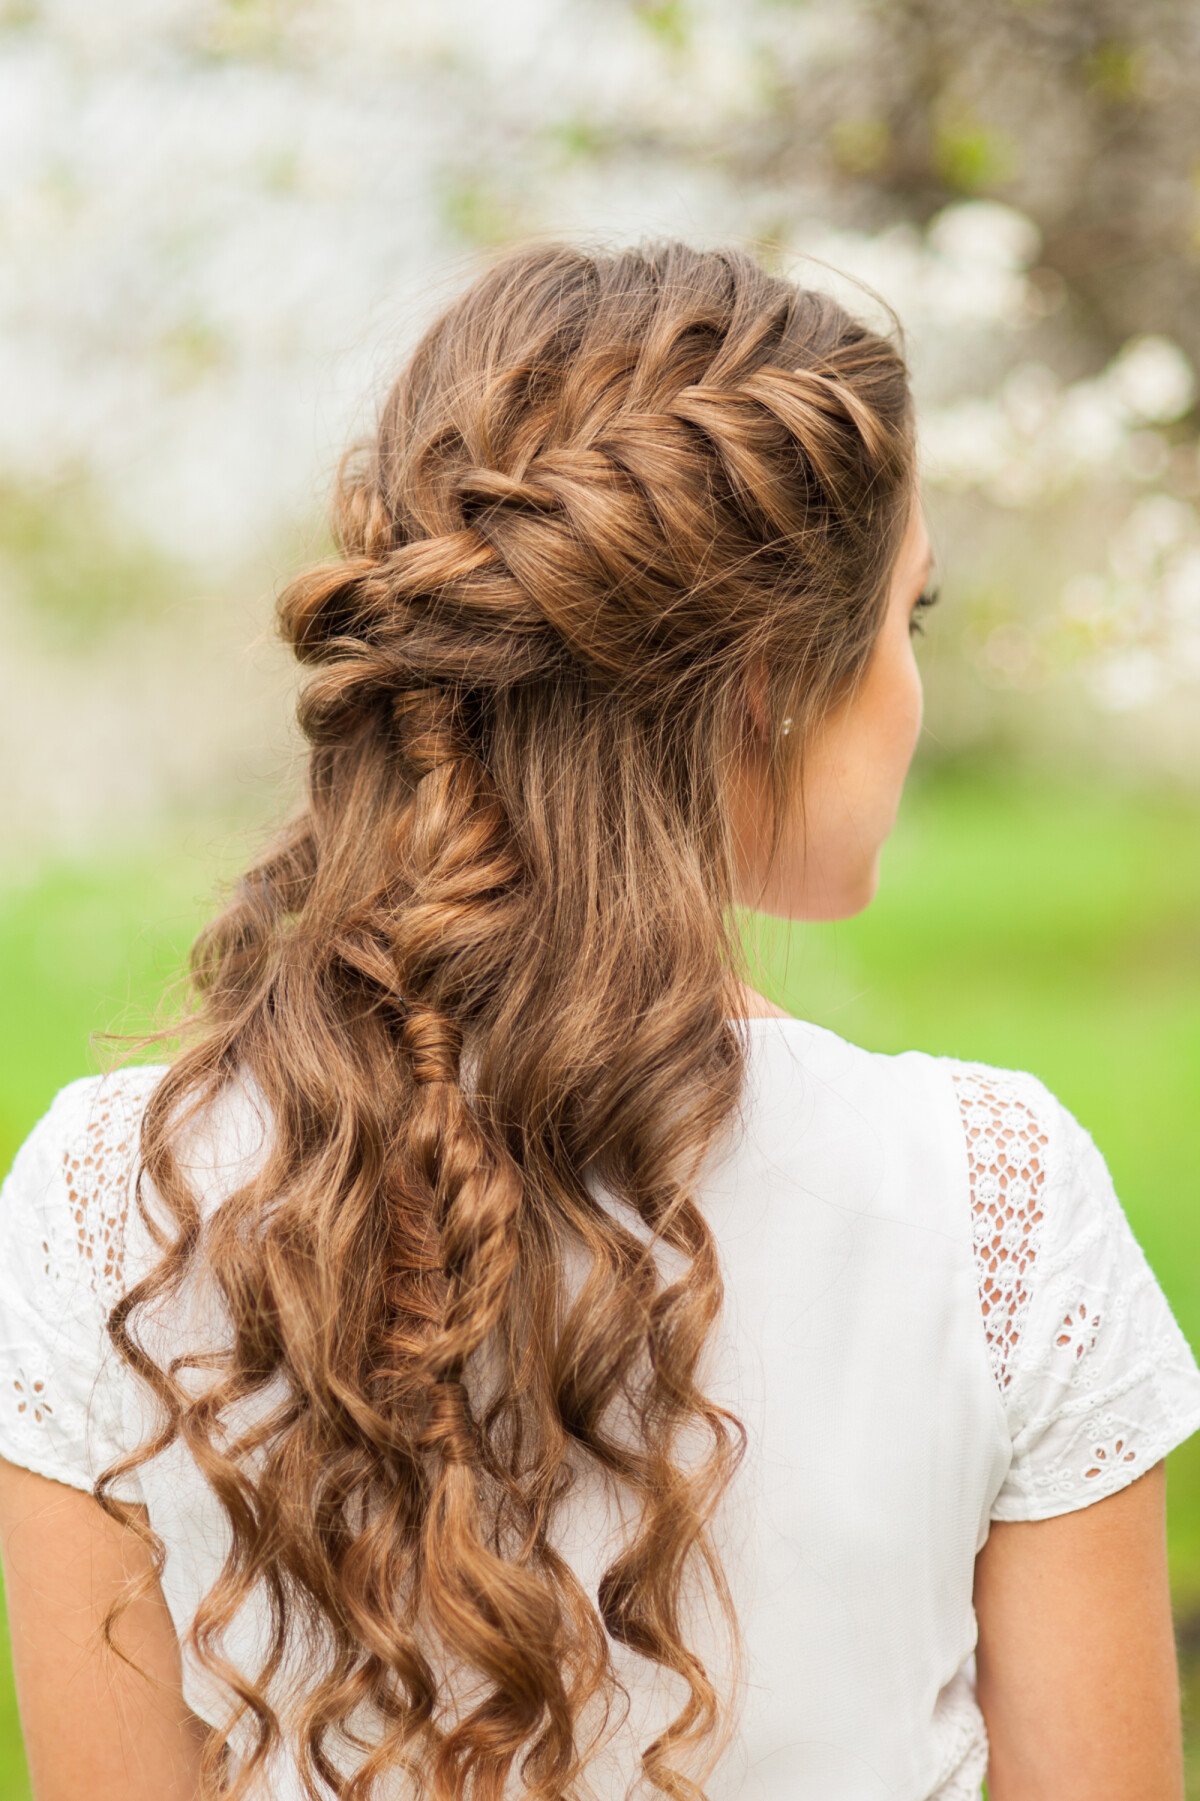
[94,236,917,1799]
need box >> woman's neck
[727,979,794,1021]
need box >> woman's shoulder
[3,1064,173,1210]
[760,1026,1200,1510]
[759,1014,1062,1127]
[2,1061,273,1307]
[792,1025,1074,1231]
[0,1065,170,1308]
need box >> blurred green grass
[1,759,1199,1795]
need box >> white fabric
[3,1016,1200,1799]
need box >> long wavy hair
[94,237,917,1800]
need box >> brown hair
[96,236,916,1799]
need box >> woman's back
[4,1013,1198,1798]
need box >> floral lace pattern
[949,1064,1049,1395]
[948,1059,1200,1523]
[60,1068,157,1309]
[0,1068,163,1494]
[11,1362,56,1428]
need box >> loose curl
[92,237,916,1799]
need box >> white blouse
[2,1015,1200,1800]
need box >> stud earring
[780,715,794,736]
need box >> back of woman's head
[101,237,916,1800]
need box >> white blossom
[1105,335,1195,425]
[1085,648,1166,711]
[925,200,1042,272]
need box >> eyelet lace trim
[2,1070,160,1459]
[11,1366,55,1427]
[61,1078,144,1307]
[950,1063,1049,1394]
[0,1072,153,1485]
[950,1058,1200,1523]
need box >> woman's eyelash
[909,584,941,637]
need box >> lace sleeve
[949,1062,1200,1523]
[0,1067,163,1500]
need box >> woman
[1,238,1198,1801]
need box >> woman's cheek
[899,640,924,760]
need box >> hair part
[94,235,916,1799]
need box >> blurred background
[1,0,1198,1793]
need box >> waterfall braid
[94,237,917,1800]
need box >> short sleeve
[969,1072,1200,1523]
[0,1071,160,1500]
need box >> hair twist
[453,465,560,516]
[399,1002,462,1087]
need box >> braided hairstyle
[96,238,917,1799]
